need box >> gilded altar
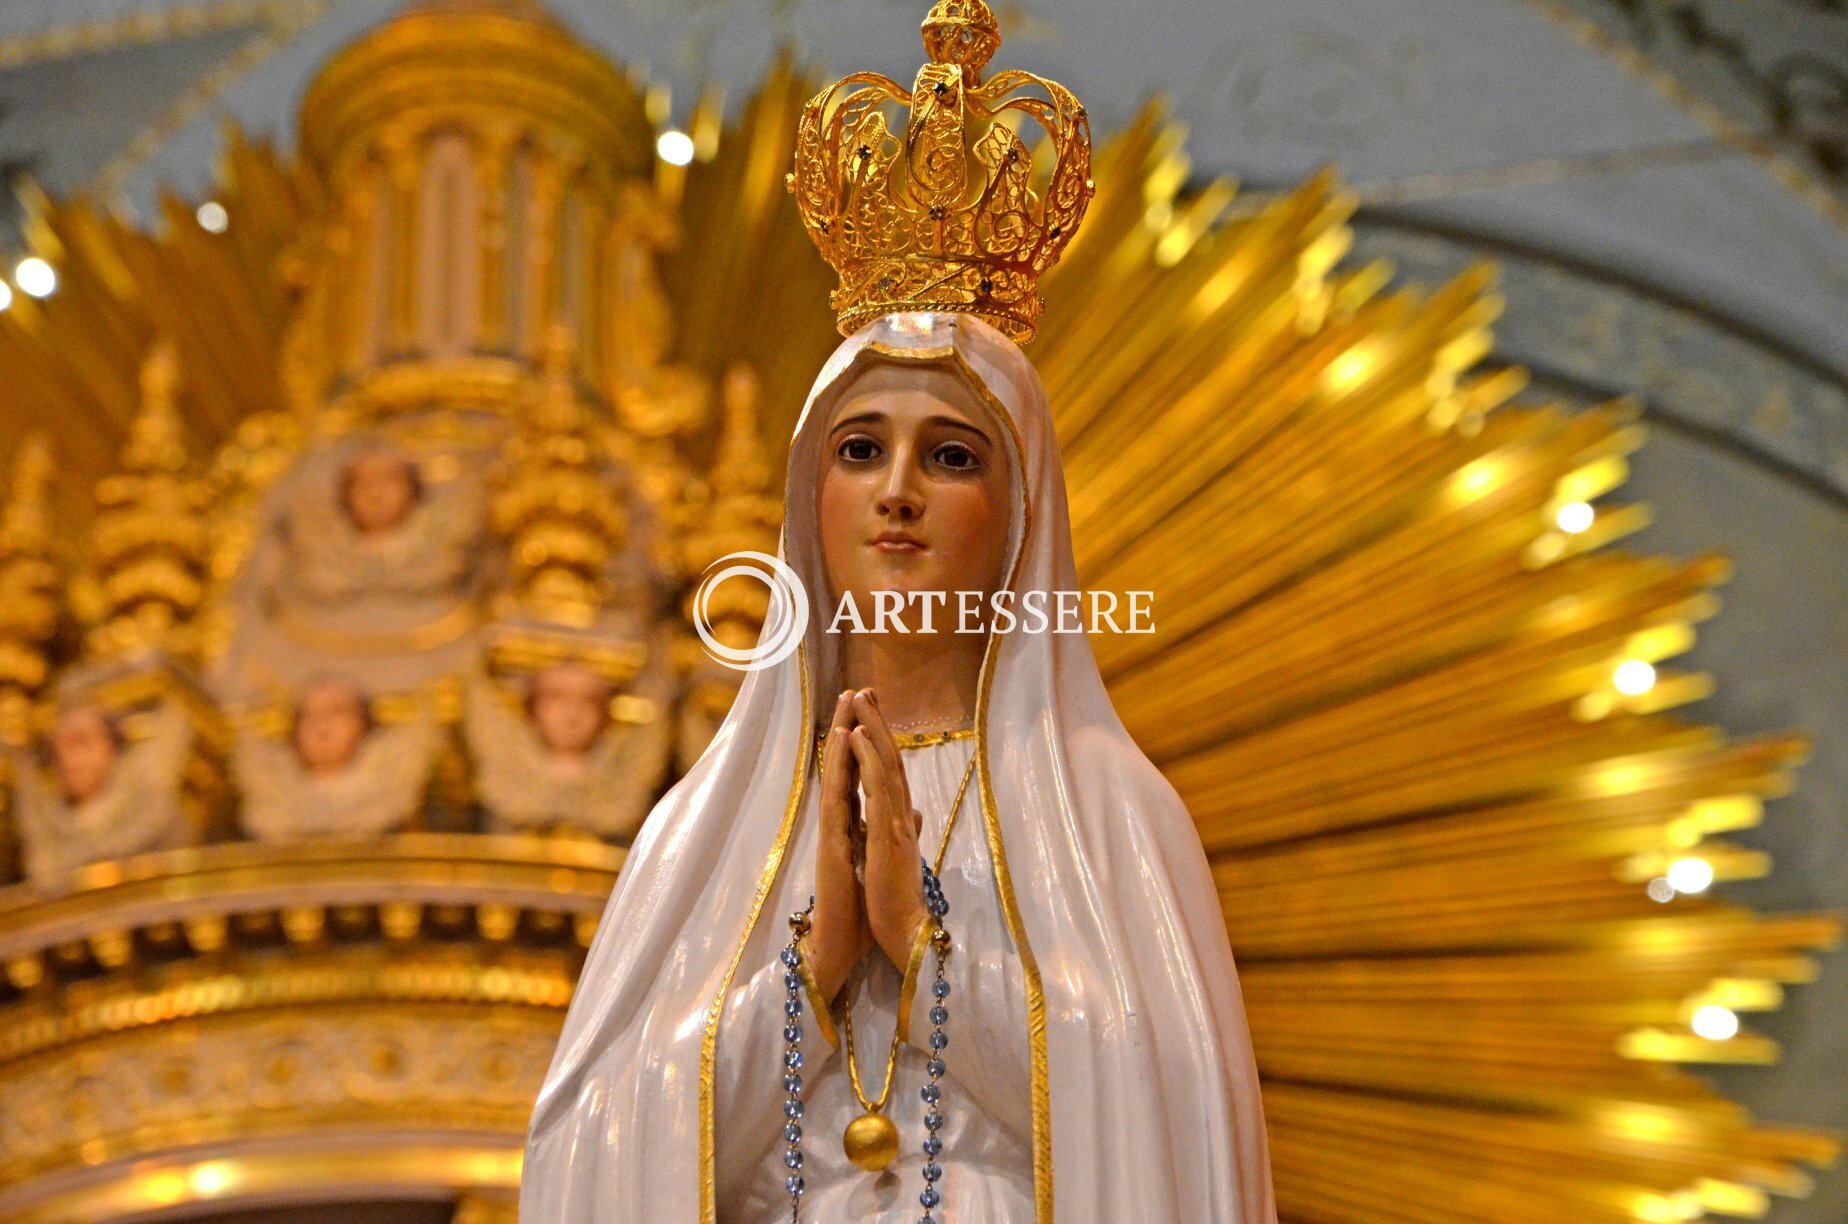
[0,1,1838,1221]
[0,4,780,1218]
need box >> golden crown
[785,0,1095,343]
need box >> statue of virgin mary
[522,5,1275,1222]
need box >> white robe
[715,732,1033,1221]
[520,311,1276,1224]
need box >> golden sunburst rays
[658,73,1841,1223]
[0,39,1832,1224]
[1027,106,1839,1224]
[655,50,840,457]
[0,128,304,494]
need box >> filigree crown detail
[785,0,1095,343]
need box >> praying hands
[807,687,931,1005]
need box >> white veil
[521,311,1276,1223]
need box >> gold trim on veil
[696,340,1053,1221]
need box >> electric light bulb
[656,129,694,166]
[1691,1005,1738,1040]
[1665,856,1713,894]
[1614,658,1655,695]
[1556,500,1594,533]
[15,257,55,298]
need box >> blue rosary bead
[785,997,803,1018]
[923,1162,942,1182]
[785,1149,804,1169]
[929,1005,948,1026]
[785,1049,803,1070]
[785,1023,801,1043]
[924,1110,943,1131]
[920,1187,941,1209]
[923,1135,942,1158]
[933,979,950,999]
[928,1030,948,1050]
[926,1058,945,1078]
[786,1174,805,1196]
[781,947,799,968]
[783,1072,802,1093]
[785,1122,801,1143]
[921,1082,941,1104]
[784,1099,804,1119]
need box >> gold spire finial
[0,436,62,743]
[493,322,628,631]
[677,364,779,653]
[123,341,188,475]
[785,0,1094,342]
[84,340,207,660]
[0,435,54,551]
[711,365,771,500]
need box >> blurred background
[0,1,1839,1222]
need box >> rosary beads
[916,857,953,1222]
[780,901,815,1220]
[776,856,955,1223]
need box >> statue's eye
[838,436,881,463]
[935,442,979,471]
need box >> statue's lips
[870,535,926,553]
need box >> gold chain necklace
[837,745,977,1172]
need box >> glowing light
[656,129,695,166]
[15,256,55,298]
[1448,460,1501,505]
[1634,1188,1705,1223]
[189,1162,234,1196]
[1646,877,1676,903]
[1555,500,1594,533]
[0,281,12,311]
[1665,856,1714,894]
[140,1172,188,1206]
[1614,658,1656,695]
[1691,1005,1738,1041]
[1327,346,1375,389]
[196,201,229,233]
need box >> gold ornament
[785,0,1095,342]
[0,435,62,745]
[82,341,210,662]
[838,750,975,1174]
[491,325,631,630]
[843,1110,901,1172]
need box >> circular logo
[692,550,810,672]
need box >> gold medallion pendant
[843,1109,901,1171]
[836,751,978,1176]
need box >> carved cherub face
[49,705,122,805]
[292,679,372,776]
[339,449,421,536]
[817,361,1011,630]
[527,662,613,758]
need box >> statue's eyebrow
[829,410,993,445]
[932,415,996,445]
[831,410,887,434]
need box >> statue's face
[816,362,1010,631]
[50,705,119,804]
[528,663,612,757]
[293,680,370,775]
[340,450,419,536]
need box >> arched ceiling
[0,0,1841,515]
[0,0,1840,380]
